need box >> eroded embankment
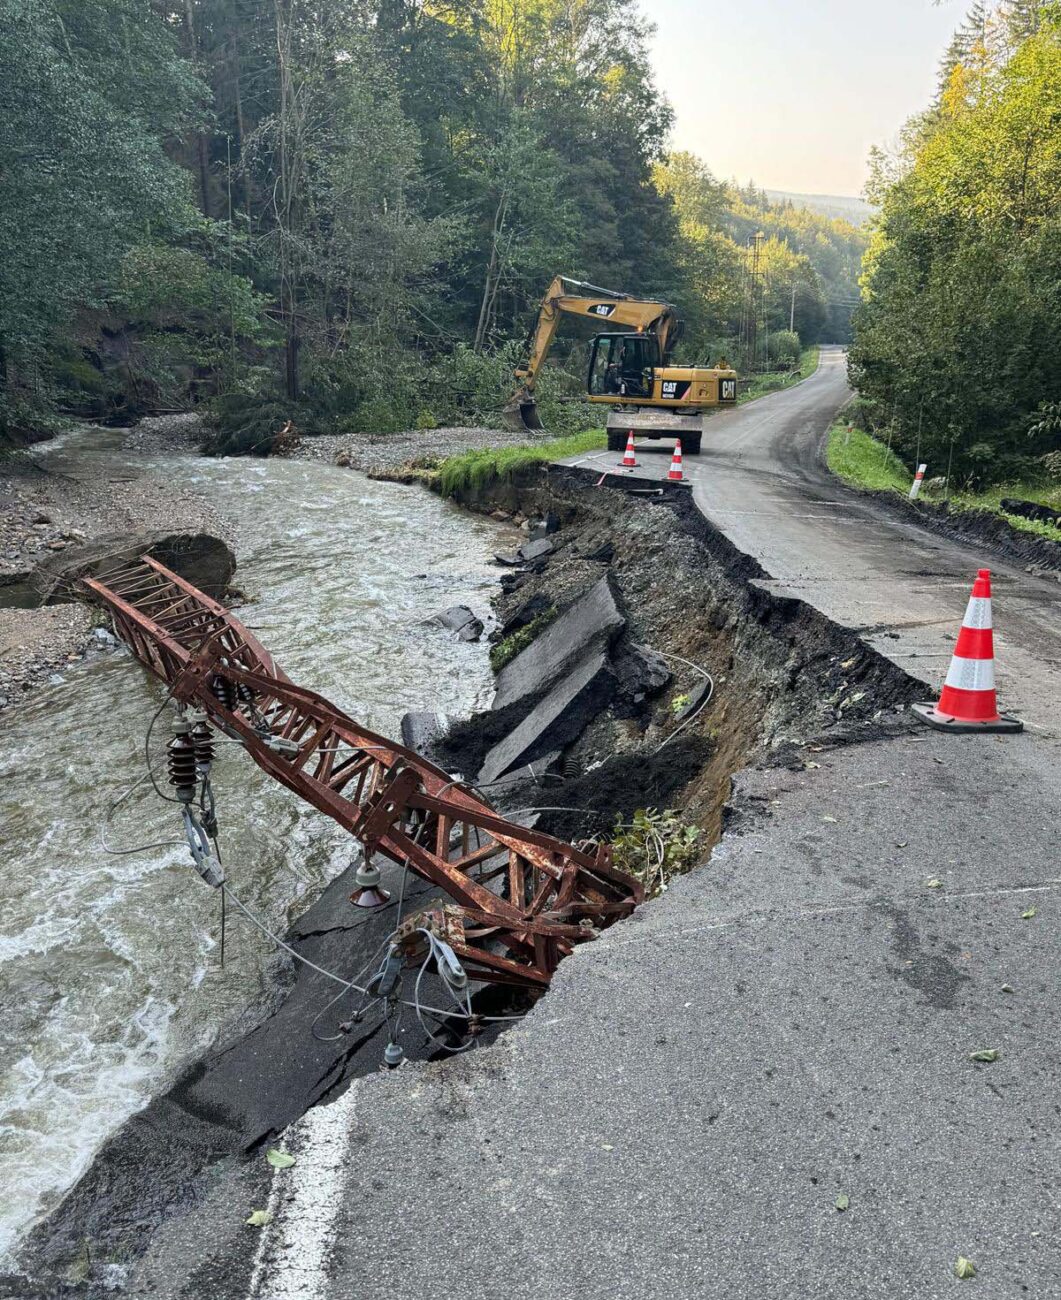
[17,461,924,1297]
[434,464,924,853]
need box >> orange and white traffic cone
[667,440,684,481]
[912,568,1022,734]
[618,431,639,468]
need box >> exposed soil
[850,485,1061,578]
[441,465,923,854]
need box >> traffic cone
[618,431,639,468]
[912,569,1022,734]
[667,440,684,481]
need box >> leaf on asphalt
[969,1049,1000,1063]
[245,1210,272,1227]
[822,814,837,823]
[925,878,943,889]
[1021,906,1037,919]
[835,1193,849,1212]
[954,1257,977,1279]
[267,1149,295,1169]
[805,761,821,770]
[1000,983,1014,994]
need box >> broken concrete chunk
[614,644,672,706]
[674,678,712,722]
[493,575,625,712]
[518,537,554,563]
[497,592,553,639]
[424,605,483,642]
[400,711,451,760]
[479,652,616,785]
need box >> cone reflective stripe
[909,463,927,500]
[667,440,684,481]
[912,568,1022,734]
[619,431,639,468]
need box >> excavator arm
[507,276,679,430]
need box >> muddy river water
[0,429,505,1262]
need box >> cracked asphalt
[99,352,1061,1299]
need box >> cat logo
[720,378,737,401]
[662,380,678,397]
[589,303,616,317]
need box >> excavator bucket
[502,396,545,433]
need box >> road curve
[568,347,1061,734]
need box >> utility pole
[746,231,764,372]
[789,282,796,334]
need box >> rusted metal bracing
[84,556,642,989]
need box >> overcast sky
[648,0,966,196]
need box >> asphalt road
[119,352,1061,1300]
[566,347,1061,735]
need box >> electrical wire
[650,647,715,752]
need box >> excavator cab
[588,333,659,399]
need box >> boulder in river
[424,605,484,642]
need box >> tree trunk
[183,0,211,216]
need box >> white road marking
[247,1080,361,1300]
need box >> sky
[648,0,967,196]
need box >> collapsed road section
[19,456,937,1297]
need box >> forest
[850,1,1061,485]
[0,0,866,450]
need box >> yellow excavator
[505,275,738,454]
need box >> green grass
[738,346,820,404]
[436,428,606,497]
[826,422,910,492]
[489,606,558,671]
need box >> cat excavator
[504,275,738,454]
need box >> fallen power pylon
[84,556,642,991]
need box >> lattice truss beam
[84,557,642,989]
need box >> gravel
[0,605,98,705]
[291,424,547,474]
[0,414,233,715]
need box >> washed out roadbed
[113,462,1061,1300]
[16,457,931,1298]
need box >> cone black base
[911,702,1023,734]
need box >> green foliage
[0,0,874,444]
[201,394,321,457]
[768,331,802,368]
[489,607,558,671]
[851,15,1061,486]
[0,0,202,418]
[739,347,820,403]
[436,430,606,498]
[655,153,867,360]
[826,423,910,492]
[610,808,703,898]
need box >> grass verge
[826,422,1061,542]
[436,429,606,498]
[826,422,910,492]
[738,346,820,404]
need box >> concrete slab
[479,651,616,784]
[493,574,625,712]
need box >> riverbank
[0,416,235,714]
[0,426,510,1274]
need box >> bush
[768,330,801,368]
[201,393,322,457]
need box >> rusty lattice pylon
[84,556,642,989]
